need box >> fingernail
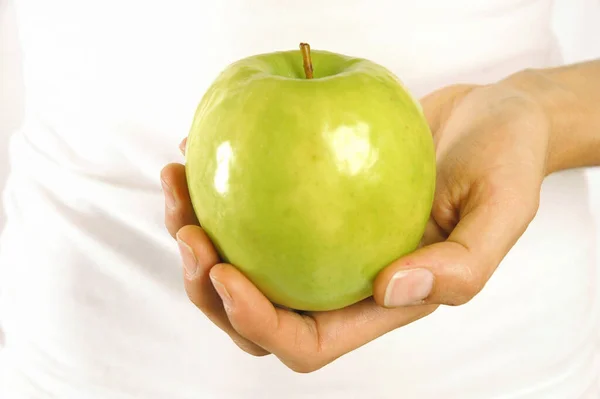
[210,275,234,311]
[384,268,434,307]
[177,236,198,278]
[179,138,187,155]
[161,179,176,210]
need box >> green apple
[185,44,435,311]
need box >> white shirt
[0,1,598,398]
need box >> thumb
[373,192,538,307]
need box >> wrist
[499,65,600,175]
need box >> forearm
[501,59,600,175]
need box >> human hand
[374,81,549,306]
[160,141,437,372]
[161,80,549,372]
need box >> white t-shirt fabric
[0,0,599,398]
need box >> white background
[1,0,599,230]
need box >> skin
[160,59,600,373]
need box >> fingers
[373,187,538,307]
[208,262,436,372]
[207,262,313,368]
[177,225,270,357]
[160,163,199,238]
[170,134,436,370]
[165,140,268,356]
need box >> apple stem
[300,43,314,79]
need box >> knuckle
[232,338,268,357]
[450,289,478,306]
[464,275,485,299]
[287,360,322,374]
[524,194,540,220]
[447,268,486,306]
[250,350,270,357]
[286,351,330,374]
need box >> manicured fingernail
[177,235,198,278]
[384,268,434,307]
[161,179,176,210]
[210,275,233,311]
[179,138,187,155]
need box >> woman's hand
[375,81,549,307]
[161,77,554,372]
[161,159,437,371]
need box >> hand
[160,80,549,372]
[375,81,548,306]
[160,141,437,372]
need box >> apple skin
[185,49,436,311]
